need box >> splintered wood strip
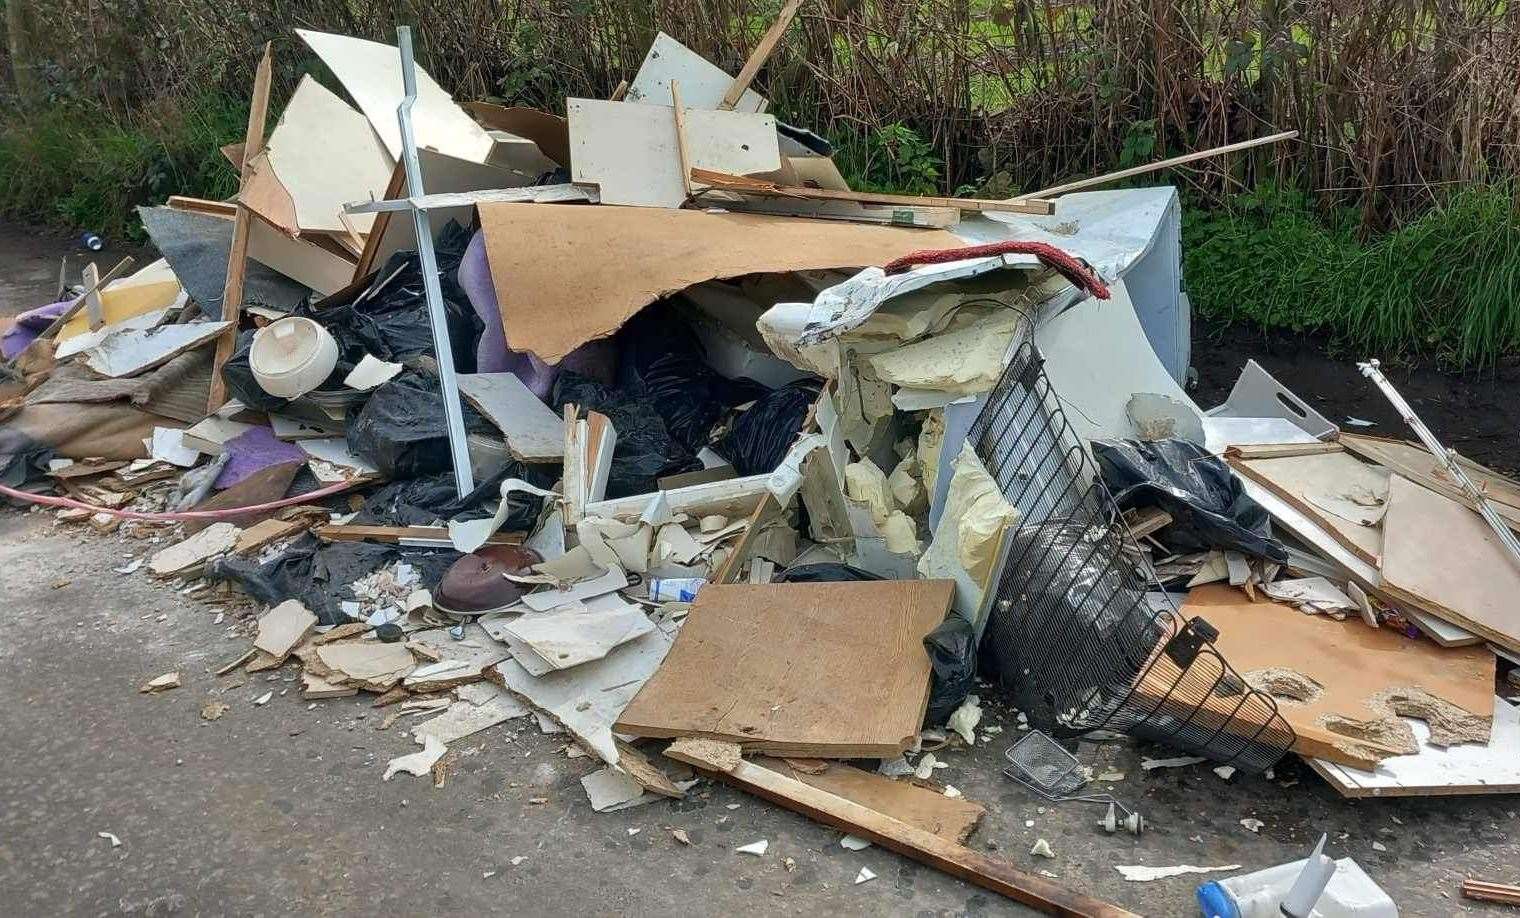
[665,739,1137,918]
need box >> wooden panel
[1381,473,1520,654]
[1341,433,1520,530]
[665,739,1138,918]
[1179,584,1494,767]
[616,580,955,757]
[457,372,565,463]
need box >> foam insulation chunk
[844,457,892,525]
[946,449,1019,581]
[867,309,1023,395]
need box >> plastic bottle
[649,577,707,602]
[80,231,104,251]
[1197,852,1398,918]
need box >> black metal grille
[969,327,1294,773]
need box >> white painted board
[266,76,393,235]
[82,321,230,378]
[567,98,780,208]
[625,31,767,113]
[296,29,492,164]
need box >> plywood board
[465,102,569,166]
[1309,697,1520,797]
[456,372,565,462]
[1341,433,1520,531]
[754,757,984,843]
[477,203,960,363]
[1232,452,1390,565]
[1380,473,1520,655]
[265,76,393,235]
[625,32,767,113]
[296,29,492,163]
[82,322,230,378]
[567,98,779,208]
[1181,584,1494,767]
[615,580,955,757]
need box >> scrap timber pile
[3,14,1519,916]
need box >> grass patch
[0,93,246,241]
[1184,183,1520,366]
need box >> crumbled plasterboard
[182,416,256,454]
[298,437,378,481]
[269,413,342,440]
[581,766,653,812]
[521,566,629,612]
[253,599,317,659]
[447,477,561,553]
[625,32,767,113]
[316,641,416,690]
[295,29,492,164]
[148,523,240,577]
[265,76,393,235]
[55,306,174,360]
[343,353,403,391]
[82,322,230,378]
[1402,607,1482,647]
[456,373,565,463]
[491,625,675,765]
[567,98,780,209]
[1310,698,1520,797]
[476,203,960,364]
[148,427,199,468]
[411,684,529,746]
[500,603,655,672]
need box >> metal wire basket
[969,323,1295,773]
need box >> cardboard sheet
[1380,473,1520,655]
[1181,584,1495,768]
[476,203,961,363]
[614,580,955,757]
[296,29,492,163]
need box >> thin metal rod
[1359,358,1520,568]
[396,26,474,499]
[1023,130,1299,199]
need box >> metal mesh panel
[969,327,1294,773]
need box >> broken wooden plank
[616,580,955,757]
[1461,878,1520,906]
[753,756,985,844]
[456,372,565,463]
[1026,130,1299,198]
[148,523,241,578]
[690,167,1055,216]
[719,0,803,110]
[33,256,136,342]
[233,517,308,554]
[664,739,1138,917]
[207,40,273,412]
[316,523,522,547]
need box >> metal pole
[396,26,474,499]
[1358,358,1520,569]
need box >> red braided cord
[882,241,1111,300]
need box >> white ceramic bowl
[249,317,339,398]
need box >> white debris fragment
[946,694,982,746]
[1240,818,1264,833]
[114,559,142,575]
[253,691,273,706]
[627,828,642,836]
[855,867,877,885]
[1030,838,1055,858]
[725,803,741,810]
[913,752,941,780]
[1213,765,1237,780]
[1025,820,1035,828]
[383,735,446,781]
[97,831,122,848]
[482,870,497,879]
[1095,769,1126,782]
[1141,755,1207,771]
[1372,841,1387,852]
[510,856,527,866]
[840,834,872,851]
[1116,863,1241,882]
[877,756,913,778]
[735,840,768,856]
[943,784,962,798]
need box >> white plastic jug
[1198,856,1398,918]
